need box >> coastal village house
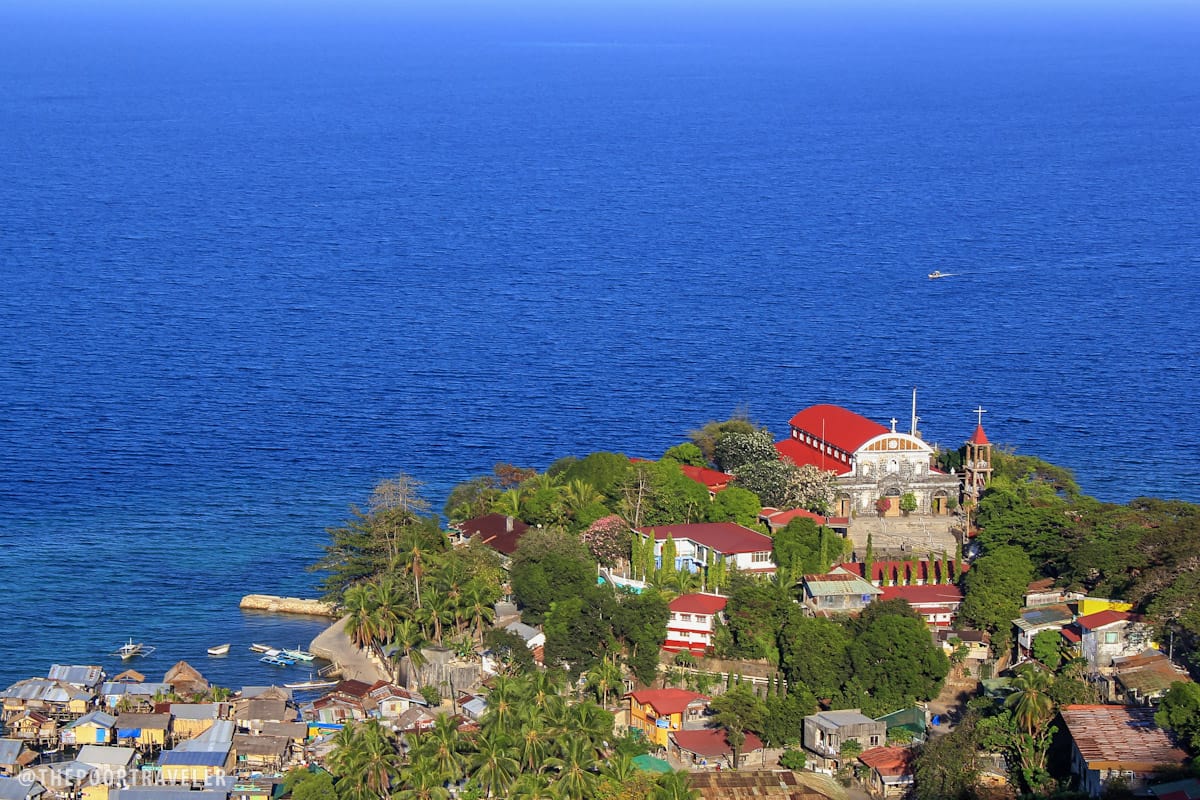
[451,513,529,560]
[775,404,961,517]
[858,746,917,799]
[0,739,36,778]
[168,703,221,741]
[61,710,116,746]
[803,710,887,774]
[638,522,776,577]
[801,568,882,616]
[671,728,765,770]
[1110,650,1192,706]
[113,712,170,750]
[1060,705,1189,797]
[0,776,46,800]
[1076,611,1156,675]
[663,593,728,655]
[626,689,710,749]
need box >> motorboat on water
[207,643,231,656]
[113,639,156,660]
[928,270,955,279]
[249,643,272,653]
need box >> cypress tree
[863,532,875,584]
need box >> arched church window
[887,458,899,474]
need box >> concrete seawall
[239,594,337,617]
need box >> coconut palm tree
[464,580,496,643]
[494,488,525,519]
[569,701,612,749]
[469,730,520,798]
[415,714,467,786]
[545,735,599,800]
[371,577,406,657]
[395,757,451,800]
[391,618,428,687]
[509,773,556,800]
[482,674,523,735]
[326,723,365,779]
[343,583,379,651]
[526,670,564,707]
[585,656,624,707]
[601,752,638,784]
[421,589,455,644]
[358,720,402,798]
[1005,667,1056,734]
[655,770,699,800]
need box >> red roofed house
[1060,705,1189,797]
[679,465,735,497]
[759,507,850,537]
[451,513,529,558]
[663,594,728,655]
[775,404,961,518]
[626,689,709,748]
[638,523,775,576]
[671,728,765,769]
[858,746,916,799]
[1077,611,1156,676]
[879,583,965,629]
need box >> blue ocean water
[1,1,1198,690]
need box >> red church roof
[669,593,729,615]
[969,424,989,445]
[775,437,854,474]
[640,523,772,555]
[788,404,890,452]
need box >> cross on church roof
[889,417,898,432]
[974,406,987,426]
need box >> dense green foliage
[509,527,597,625]
[1156,681,1200,754]
[958,545,1034,633]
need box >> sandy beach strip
[309,616,391,684]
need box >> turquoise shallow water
[1,2,1198,689]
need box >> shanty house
[803,710,886,774]
[858,746,916,798]
[1060,705,1188,797]
[802,568,882,615]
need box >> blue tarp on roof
[117,728,142,739]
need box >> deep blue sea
[1,1,1198,691]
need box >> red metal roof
[858,746,915,777]
[454,513,529,555]
[627,689,709,716]
[640,523,773,555]
[679,464,734,491]
[669,593,729,615]
[774,437,853,475]
[1061,627,1082,643]
[880,584,964,607]
[1060,705,1189,770]
[788,404,890,452]
[1077,610,1136,631]
[671,728,764,758]
[969,424,990,445]
[835,560,968,584]
[760,508,850,527]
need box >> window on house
[1105,632,1119,644]
[680,614,692,622]
[752,551,771,563]
[695,615,707,624]
[870,736,881,746]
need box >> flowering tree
[875,497,891,516]
[580,515,629,568]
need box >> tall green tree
[708,684,767,769]
[958,545,1034,633]
[510,527,598,625]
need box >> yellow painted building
[114,713,170,748]
[626,689,709,749]
[63,711,116,746]
[1078,597,1134,616]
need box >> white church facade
[775,403,965,518]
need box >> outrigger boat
[207,644,231,656]
[280,646,315,663]
[260,654,295,667]
[284,674,338,691]
[113,638,156,660]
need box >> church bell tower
[964,406,993,499]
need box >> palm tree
[526,670,564,707]
[482,674,523,735]
[422,589,454,644]
[585,656,623,707]
[414,714,467,786]
[392,618,428,687]
[469,730,520,798]
[563,480,603,517]
[464,580,496,643]
[326,723,365,778]
[343,583,379,651]
[514,714,552,773]
[655,770,699,800]
[569,701,612,749]
[546,735,599,800]
[509,773,556,800]
[358,720,402,798]
[371,577,406,658]
[494,488,525,519]
[395,757,451,800]
[1005,667,1056,734]
[601,752,638,785]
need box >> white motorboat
[207,643,231,656]
[928,270,955,279]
